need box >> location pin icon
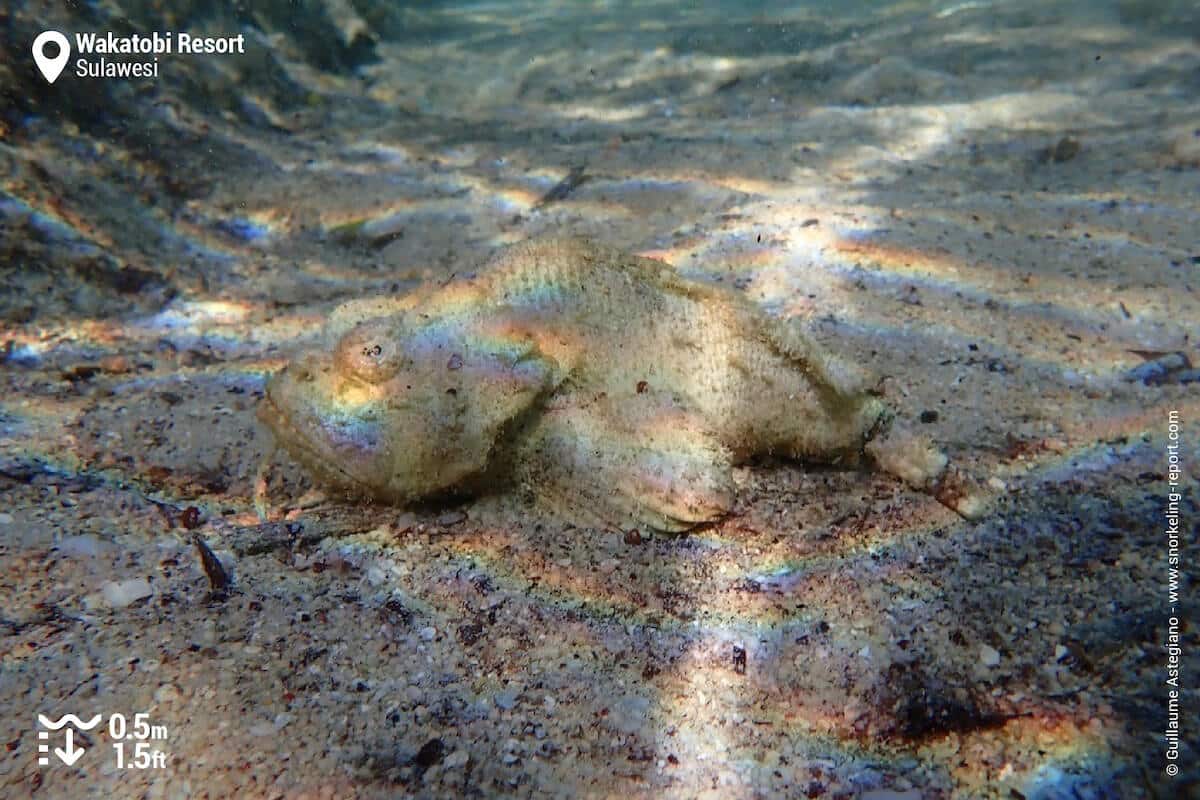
[33,31,70,84]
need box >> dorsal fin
[759,314,876,400]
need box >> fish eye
[334,323,401,383]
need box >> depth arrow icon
[54,728,85,766]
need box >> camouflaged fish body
[258,236,890,530]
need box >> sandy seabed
[1,1,1198,797]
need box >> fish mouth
[257,386,375,495]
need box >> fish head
[259,310,558,502]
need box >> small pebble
[99,354,133,374]
[980,644,1001,667]
[57,534,107,558]
[1050,136,1080,162]
[101,578,153,609]
[419,626,437,641]
[1042,437,1068,453]
[248,722,275,737]
[413,738,444,768]
[951,489,989,521]
[1124,352,1189,385]
[179,506,202,530]
[153,684,180,703]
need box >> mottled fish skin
[258,236,890,530]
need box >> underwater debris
[97,354,133,374]
[225,521,316,557]
[732,645,747,675]
[1123,350,1192,385]
[889,666,1005,742]
[193,533,230,597]
[533,165,590,209]
[413,738,445,770]
[72,255,168,296]
[457,622,485,646]
[61,365,102,383]
[179,506,202,530]
[1036,136,1081,164]
[380,598,413,627]
[330,217,406,250]
[436,510,467,527]
[214,217,268,243]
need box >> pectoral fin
[518,392,735,532]
[449,341,563,483]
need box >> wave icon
[38,714,102,730]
